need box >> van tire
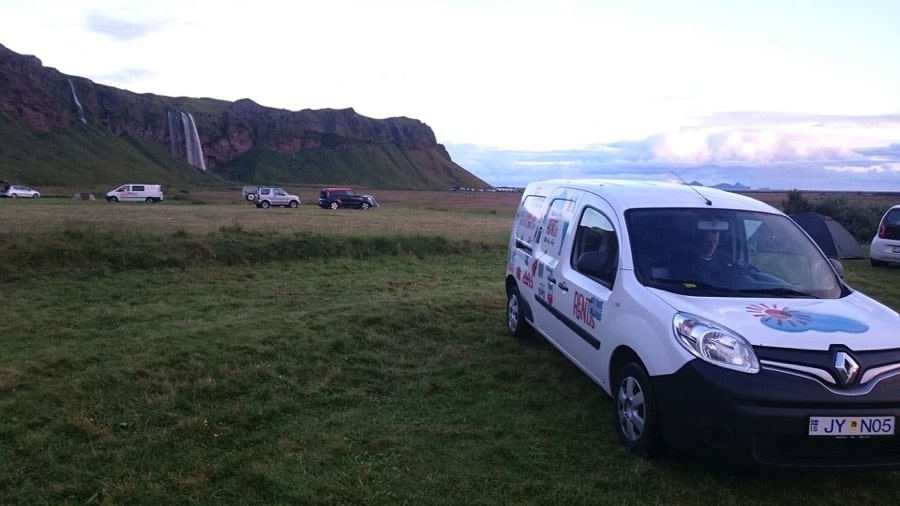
[145,197,154,203]
[506,285,534,340]
[108,196,118,203]
[330,201,339,210]
[613,362,664,458]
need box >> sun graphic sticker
[746,304,869,333]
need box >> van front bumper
[653,357,900,469]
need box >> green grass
[2,196,900,505]
[0,113,226,189]
[0,102,486,191]
[214,143,476,190]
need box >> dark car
[317,187,379,210]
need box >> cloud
[447,112,900,190]
[84,11,171,41]
[824,163,900,175]
[648,128,856,165]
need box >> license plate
[808,416,895,436]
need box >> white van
[106,184,164,203]
[505,179,900,469]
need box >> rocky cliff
[0,43,488,189]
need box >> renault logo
[834,351,860,385]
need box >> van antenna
[671,171,712,206]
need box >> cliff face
[0,43,487,188]
[204,99,444,167]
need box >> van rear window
[514,195,546,252]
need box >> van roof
[526,179,778,214]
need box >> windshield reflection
[626,208,844,299]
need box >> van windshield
[626,208,846,299]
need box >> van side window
[132,185,144,192]
[571,207,618,287]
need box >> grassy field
[0,189,519,239]
[2,192,900,505]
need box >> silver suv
[254,187,300,209]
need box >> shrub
[781,189,812,214]
[0,228,503,281]
[782,190,887,243]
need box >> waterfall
[68,79,86,124]
[166,109,207,170]
[180,112,207,170]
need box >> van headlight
[673,313,759,373]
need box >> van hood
[650,290,899,351]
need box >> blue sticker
[747,304,869,333]
[589,298,604,322]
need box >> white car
[870,204,900,266]
[4,185,41,198]
[506,179,900,469]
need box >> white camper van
[505,179,900,469]
[106,184,164,203]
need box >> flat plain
[1,188,900,505]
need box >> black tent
[790,212,866,259]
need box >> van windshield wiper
[649,277,744,296]
[736,287,817,298]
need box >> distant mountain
[685,181,751,191]
[712,182,751,191]
[0,43,489,190]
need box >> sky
[1,0,899,191]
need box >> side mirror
[829,258,844,278]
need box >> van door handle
[548,275,569,292]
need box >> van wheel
[330,201,339,210]
[108,196,119,203]
[613,362,664,458]
[145,197,154,203]
[506,285,534,339]
[260,201,270,209]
